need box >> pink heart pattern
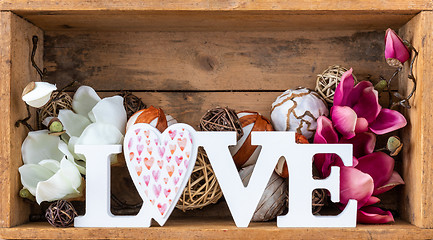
[124,124,195,222]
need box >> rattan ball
[176,147,223,211]
[37,92,72,129]
[118,91,146,119]
[199,107,243,140]
[315,65,358,103]
[45,200,78,227]
[312,182,326,214]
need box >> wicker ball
[315,65,358,103]
[45,200,77,227]
[118,92,146,119]
[199,107,243,140]
[37,92,72,129]
[176,147,223,211]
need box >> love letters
[74,123,357,228]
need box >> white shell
[271,88,328,139]
[229,112,263,168]
[239,165,288,222]
[22,82,57,108]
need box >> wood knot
[197,55,217,71]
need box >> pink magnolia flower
[314,116,404,223]
[332,69,407,139]
[385,28,410,68]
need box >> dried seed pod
[230,111,273,169]
[126,106,177,133]
[239,165,287,222]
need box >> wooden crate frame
[0,1,432,239]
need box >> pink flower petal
[357,206,394,224]
[355,117,369,134]
[314,116,338,144]
[340,167,374,208]
[369,108,407,135]
[374,171,405,195]
[331,106,357,139]
[340,132,376,158]
[346,81,373,108]
[385,28,410,64]
[364,196,381,206]
[333,68,354,107]
[356,152,394,189]
[352,86,381,123]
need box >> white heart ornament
[124,123,198,226]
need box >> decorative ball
[176,147,223,211]
[229,111,273,169]
[45,200,78,227]
[239,165,287,222]
[126,106,177,132]
[315,65,358,103]
[37,92,73,130]
[271,87,328,139]
[199,107,243,140]
[275,133,308,178]
[118,92,146,119]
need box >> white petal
[19,164,55,196]
[88,96,127,134]
[75,123,123,162]
[21,130,64,164]
[58,140,86,174]
[58,109,91,137]
[68,136,85,160]
[38,159,60,172]
[22,82,57,108]
[72,86,101,117]
[35,159,83,204]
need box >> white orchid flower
[19,158,84,204]
[22,82,57,108]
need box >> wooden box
[1,1,432,239]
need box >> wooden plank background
[2,0,432,11]
[400,11,433,228]
[0,12,44,227]
[44,30,396,91]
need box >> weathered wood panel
[399,11,433,228]
[1,220,433,239]
[2,0,432,11]
[44,30,396,91]
[0,12,44,227]
[13,11,415,32]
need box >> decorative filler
[314,68,406,224]
[118,92,147,119]
[271,88,329,139]
[74,129,356,228]
[177,147,223,211]
[230,111,273,169]
[37,92,73,130]
[199,107,243,140]
[239,165,287,222]
[45,200,78,227]
[126,106,177,132]
[22,81,57,108]
[315,65,357,104]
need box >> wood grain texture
[1,220,433,239]
[0,11,43,227]
[1,0,432,11]
[12,11,416,32]
[44,30,396,91]
[399,11,433,228]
